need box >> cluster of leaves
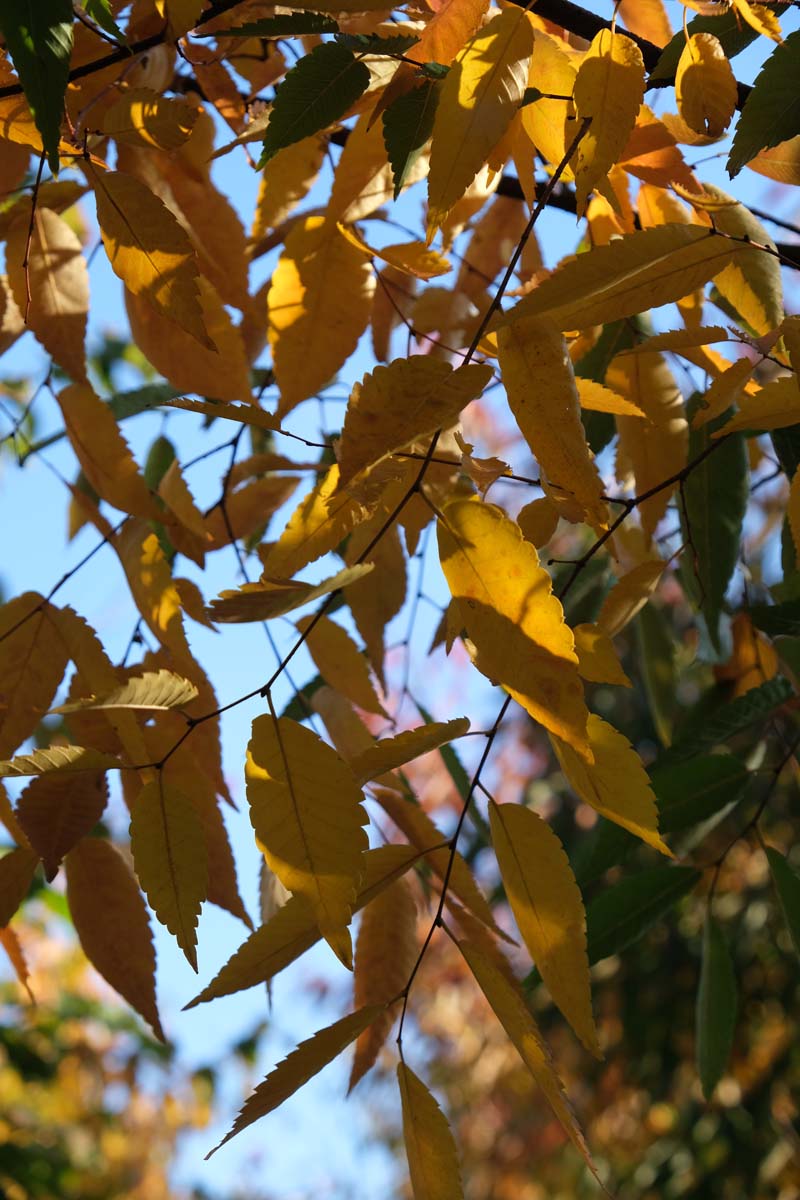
[1,0,800,1193]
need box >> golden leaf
[398,1063,465,1200]
[489,801,599,1055]
[675,34,737,139]
[209,564,373,623]
[246,715,368,967]
[596,560,665,638]
[65,838,164,1041]
[714,375,800,435]
[350,718,470,786]
[437,499,591,757]
[101,88,199,150]
[251,136,326,241]
[574,623,632,687]
[296,614,386,716]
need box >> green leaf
[335,32,419,55]
[259,43,371,167]
[696,914,737,1099]
[382,78,441,200]
[728,31,800,178]
[585,866,700,965]
[636,603,677,747]
[84,0,126,42]
[658,677,794,766]
[766,846,800,959]
[679,404,748,651]
[203,12,339,37]
[771,424,800,479]
[0,0,74,173]
[748,601,800,639]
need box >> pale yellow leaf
[246,716,368,967]
[126,277,253,403]
[251,137,326,241]
[498,315,607,527]
[0,746,123,780]
[730,0,782,41]
[336,357,491,489]
[521,30,577,175]
[398,1063,464,1200]
[57,383,162,520]
[350,718,470,786]
[268,215,375,416]
[296,615,385,716]
[209,564,373,623]
[259,464,366,579]
[746,136,800,185]
[208,1006,382,1157]
[338,224,451,281]
[458,938,600,1183]
[66,837,164,1040]
[437,499,591,758]
[130,777,208,970]
[88,165,209,346]
[350,878,417,1090]
[427,8,533,239]
[54,669,198,714]
[551,713,671,854]
[187,844,422,1008]
[597,560,665,638]
[573,30,645,216]
[6,208,89,383]
[575,378,644,417]
[675,34,737,138]
[574,623,632,687]
[494,225,755,333]
[489,801,599,1055]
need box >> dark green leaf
[636,603,676,746]
[658,677,794,766]
[728,30,800,177]
[766,846,800,959]
[679,404,748,651]
[696,914,737,1099]
[771,424,800,478]
[258,43,371,167]
[519,86,543,107]
[585,866,700,965]
[202,13,339,37]
[749,601,800,639]
[419,62,449,80]
[335,32,419,55]
[84,0,126,42]
[382,78,441,200]
[0,0,74,173]
[280,675,325,720]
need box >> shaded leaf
[209,564,373,623]
[0,848,38,927]
[296,614,385,716]
[696,913,737,1098]
[766,846,800,959]
[728,31,800,177]
[658,676,794,765]
[350,718,470,786]
[16,771,107,881]
[583,865,700,965]
[0,746,123,779]
[0,594,69,759]
[383,79,441,199]
[398,1063,464,1200]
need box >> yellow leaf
[675,34,737,139]
[427,8,534,239]
[0,847,39,927]
[517,496,559,547]
[521,30,577,174]
[126,277,252,403]
[457,938,601,1182]
[350,718,470,786]
[259,464,365,579]
[456,194,530,302]
[101,88,199,150]
[327,110,421,225]
[409,0,489,66]
[87,165,210,346]
[346,521,408,687]
[618,105,699,193]
[57,383,162,520]
[187,844,422,1008]
[66,837,164,1041]
[17,771,107,882]
[729,0,782,41]
[551,714,671,854]
[437,499,591,758]
[746,136,800,185]
[54,669,198,714]
[0,594,69,759]
[246,716,368,967]
[162,395,277,431]
[714,375,800,435]
[338,224,451,280]
[576,378,644,417]
[336,357,491,489]
[495,224,754,333]
[574,623,632,687]
[204,475,299,551]
[209,564,373,623]
[208,1006,382,1157]
[158,458,210,565]
[691,356,757,430]
[155,0,204,36]
[252,137,326,241]
[597,560,665,638]
[497,315,607,527]
[114,521,192,666]
[296,615,386,716]
[617,0,672,47]
[350,878,418,1090]
[268,215,376,416]
[573,30,645,216]
[489,801,598,1055]
[6,207,89,383]
[130,777,208,970]
[398,1063,464,1200]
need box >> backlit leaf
[0,746,123,779]
[350,718,470,786]
[246,716,368,967]
[209,564,373,623]
[296,614,386,716]
[398,1063,464,1200]
[675,34,736,138]
[0,0,73,172]
[490,801,598,1056]
[101,89,199,150]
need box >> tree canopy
[0,0,799,1195]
